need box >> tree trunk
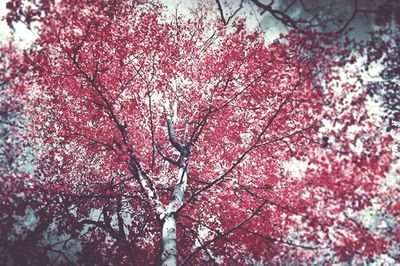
[160,162,188,266]
[161,214,177,266]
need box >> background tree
[300,69,398,263]
[0,43,52,264]
[362,0,400,119]
[215,0,391,33]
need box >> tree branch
[181,199,269,265]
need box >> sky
[0,0,284,46]
[0,0,380,47]
[0,1,37,48]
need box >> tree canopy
[1,0,399,265]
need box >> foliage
[1,0,398,265]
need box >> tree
[362,0,400,119]
[0,43,50,265]
[214,0,389,33]
[1,0,397,265]
[300,72,398,263]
